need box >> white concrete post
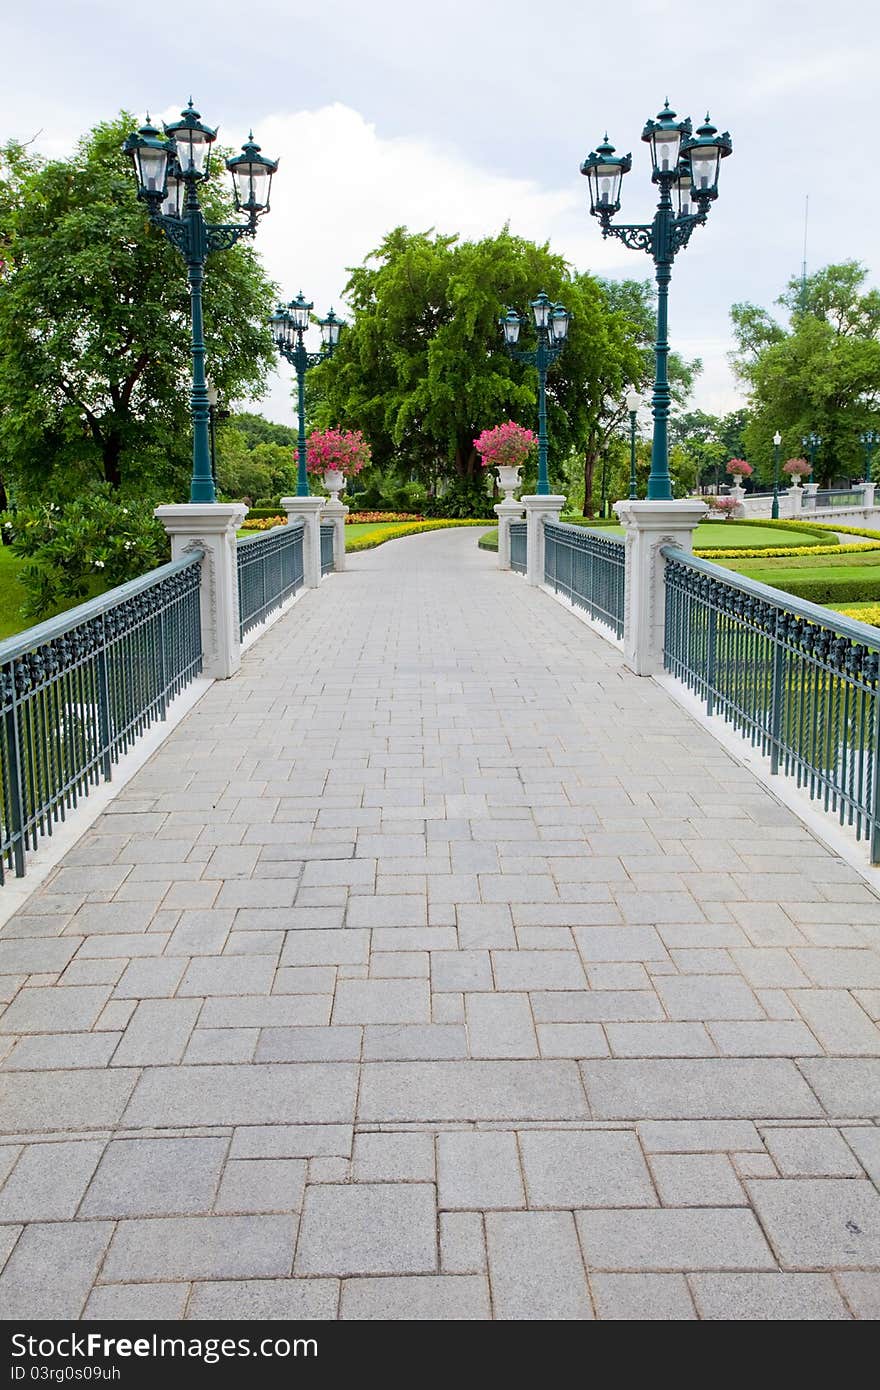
[786,482,803,514]
[155,502,247,680]
[521,494,565,586]
[494,499,525,570]
[858,481,876,510]
[803,482,819,510]
[322,497,349,572]
[280,496,325,587]
[614,499,708,677]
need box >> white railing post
[614,499,707,677]
[322,497,348,572]
[280,496,325,587]
[521,494,565,585]
[154,502,246,679]
[786,481,803,515]
[803,482,819,511]
[494,500,525,569]
[858,481,876,512]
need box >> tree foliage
[730,262,880,483]
[0,118,278,502]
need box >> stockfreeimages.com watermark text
[11,1333,317,1371]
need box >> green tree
[0,118,277,501]
[731,262,880,483]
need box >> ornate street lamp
[860,430,879,481]
[625,389,641,500]
[499,292,571,495]
[802,432,822,482]
[771,430,782,520]
[124,104,278,504]
[271,294,345,496]
[581,107,731,501]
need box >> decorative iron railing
[544,521,626,640]
[509,522,527,575]
[320,523,335,577]
[1,553,203,882]
[663,546,880,860]
[237,521,304,640]
[810,489,863,509]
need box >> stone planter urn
[323,469,345,502]
[788,474,802,488]
[496,466,522,501]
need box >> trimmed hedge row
[748,574,880,605]
[700,542,880,560]
[347,520,496,553]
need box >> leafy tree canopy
[730,261,880,482]
[0,117,278,503]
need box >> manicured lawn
[560,521,824,549]
[0,546,29,641]
[722,551,880,574]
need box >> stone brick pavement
[0,527,878,1321]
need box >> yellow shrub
[697,542,880,560]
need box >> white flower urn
[496,466,522,501]
[788,474,802,488]
[323,469,345,502]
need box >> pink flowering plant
[473,421,538,470]
[306,428,371,478]
[713,496,740,518]
[726,458,753,478]
[783,457,811,477]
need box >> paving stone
[532,990,664,1023]
[332,979,430,1025]
[790,990,880,1055]
[295,1183,437,1275]
[730,949,811,988]
[362,1025,467,1060]
[582,1059,822,1120]
[256,1026,361,1062]
[114,957,188,998]
[0,1140,104,1221]
[124,1063,358,1127]
[215,1159,307,1213]
[347,895,427,928]
[792,949,880,988]
[836,1271,880,1319]
[591,1273,696,1320]
[689,1273,851,1320]
[280,930,370,967]
[536,1023,609,1057]
[183,1027,258,1063]
[358,1060,589,1122]
[370,952,429,979]
[573,926,668,961]
[0,938,79,974]
[179,955,277,996]
[437,1131,524,1209]
[746,1178,880,1269]
[486,1211,593,1319]
[586,963,652,989]
[638,1121,763,1153]
[520,1130,656,1208]
[762,1127,863,1178]
[1,1032,121,1070]
[491,950,587,991]
[83,1282,190,1320]
[80,1137,227,1217]
[187,1278,339,1320]
[0,1221,112,1318]
[465,992,537,1058]
[113,998,201,1066]
[0,984,111,1034]
[650,1154,745,1207]
[606,1023,715,1057]
[352,1132,435,1182]
[340,1275,490,1320]
[440,1212,485,1273]
[102,1214,297,1281]
[577,1208,774,1271]
[707,1021,822,1055]
[199,995,330,1028]
[230,1126,352,1160]
[0,1068,137,1133]
[841,1127,880,1184]
[654,975,764,1021]
[431,951,493,992]
[799,1059,880,1117]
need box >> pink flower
[305,428,371,477]
[726,458,753,477]
[782,457,810,477]
[473,421,538,469]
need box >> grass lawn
[558,520,826,549]
[0,546,29,641]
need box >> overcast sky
[4,0,877,426]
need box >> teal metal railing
[237,521,304,639]
[509,522,527,575]
[320,523,335,577]
[544,521,625,639]
[663,546,880,860]
[810,489,862,508]
[0,553,203,882]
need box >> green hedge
[756,574,880,605]
[478,530,499,551]
[245,507,286,521]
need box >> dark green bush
[245,506,286,520]
[423,478,492,519]
[764,575,880,605]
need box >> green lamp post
[860,430,879,481]
[124,104,278,504]
[581,108,732,501]
[625,388,641,500]
[802,432,821,483]
[500,293,571,495]
[271,296,344,496]
[772,430,782,520]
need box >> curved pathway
[0,528,878,1320]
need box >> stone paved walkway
[0,528,879,1321]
